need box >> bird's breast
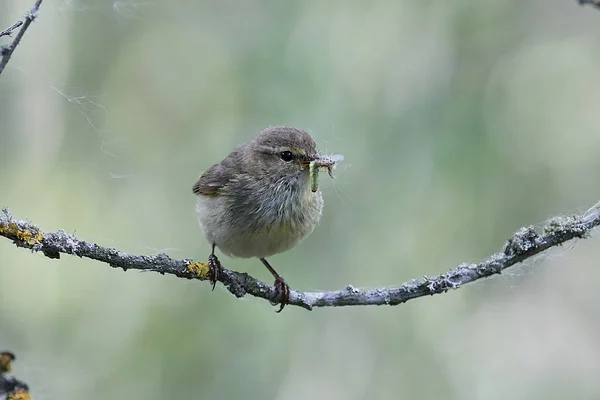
[196,176,324,259]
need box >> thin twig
[0,0,44,76]
[0,21,23,38]
[2,202,599,311]
[579,0,600,9]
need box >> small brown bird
[192,126,341,311]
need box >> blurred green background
[2,0,600,399]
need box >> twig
[0,352,31,399]
[2,202,600,311]
[0,21,23,38]
[0,0,44,76]
[579,0,600,8]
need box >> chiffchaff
[192,126,342,311]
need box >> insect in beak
[307,154,344,193]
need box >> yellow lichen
[0,352,14,373]
[0,223,43,246]
[8,389,33,400]
[187,261,210,278]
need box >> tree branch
[0,0,44,76]
[2,202,600,310]
[0,352,32,400]
[0,21,23,38]
[579,0,600,9]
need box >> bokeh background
[2,0,600,399]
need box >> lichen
[8,389,33,400]
[186,261,210,278]
[0,351,14,373]
[503,226,539,256]
[0,222,43,246]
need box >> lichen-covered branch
[0,0,44,76]
[0,352,32,400]
[2,202,600,311]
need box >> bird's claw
[208,253,221,291]
[274,276,290,313]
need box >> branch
[2,202,600,311]
[0,21,23,38]
[0,0,44,76]
[579,0,600,9]
[0,352,32,400]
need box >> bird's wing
[192,164,231,196]
[192,147,242,196]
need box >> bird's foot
[207,253,222,291]
[274,276,290,313]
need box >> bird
[192,126,327,312]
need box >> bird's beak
[298,154,320,167]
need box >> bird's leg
[260,257,290,312]
[208,243,221,291]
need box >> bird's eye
[280,151,294,162]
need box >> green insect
[309,154,344,193]
[310,160,319,192]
